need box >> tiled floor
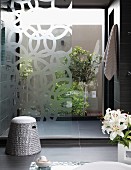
[37,120,109,139]
[0,120,118,170]
[1,120,108,139]
[0,145,117,170]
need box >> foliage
[102,108,131,148]
[54,46,103,116]
[66,82,89,116]
[19,59,33,79]
[69,46,102,84]
[55,81,89,116]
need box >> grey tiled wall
[0,19,16,135]
[108,0,120,110]
[120,0,131,112]
[0,66,13,135]
[108,0,131,113]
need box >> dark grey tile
[120,24,131,43]
[120,63,131,81]
[0,154,35,170]
[40,139,82,147]
[120,102,131,112]
[37,120,106,139]
[121,2,131,23]
[79,129,107,138]
[122,0,131,3]
[121,91,131,102]
[78,146,117,162]
[37,120,79,138]
[120,81,131,91]
[120,44,131,63]
[114,100,120,110]
[0,144,118,170]
[1,120,104,139]
[0,167,29,170]
[37,120,78,129]
[114,82,120,102]
[33,146,117,162]
[78,121,102,130]
[34,147,82,162]
[0,117,10,136]
[41,128,78,138]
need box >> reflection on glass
[18,24,72,120]
[0,0,104,139]
[69,45,102,116]
[1,21,5,65]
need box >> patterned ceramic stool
[5,116,41,156]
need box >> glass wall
[0,0,104,138]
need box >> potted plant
[69,46,102,116]
[102,108,131,147]
[101,108,131,163]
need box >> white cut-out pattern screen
[6,0,72,120]
[2,0,104,121]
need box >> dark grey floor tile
[0,145,118,170]
[0,155,35,170]
[37,120,79,138]
[1,166,29,170]
[0,119,118,170]
[79,146,118,162]
[78,120,102,129]
[34,147,82,162]
[34,146,117,162]
[79,129,108,138]
[1,120,104,139]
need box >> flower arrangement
[101,108,131,148]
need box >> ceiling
[1,0,114,9]
[72,0,114,8]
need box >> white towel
[104,24,118,80]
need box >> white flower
[116,109,121,115]
[101,108,131,147]
[128,115,131,125]
[102,120,111,134]
[110,109,121,122]
[104,113,111,121]
[106,108,111,114]
[120,113,129,125]
[109,121,127,140]
[103,108,111,121]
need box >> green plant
[53,46,102,116]
[67,82,89,116]
[68,46,102,115]
[19,59,33,79]
[55,81,89,116]
[69,46,102,84]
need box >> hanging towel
[104,24,118,80]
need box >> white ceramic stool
[5,116,41,156]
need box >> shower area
[0,0,104,139]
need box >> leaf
[127,136,131,140]
[124,130,131,138]
[122,139,129,148]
